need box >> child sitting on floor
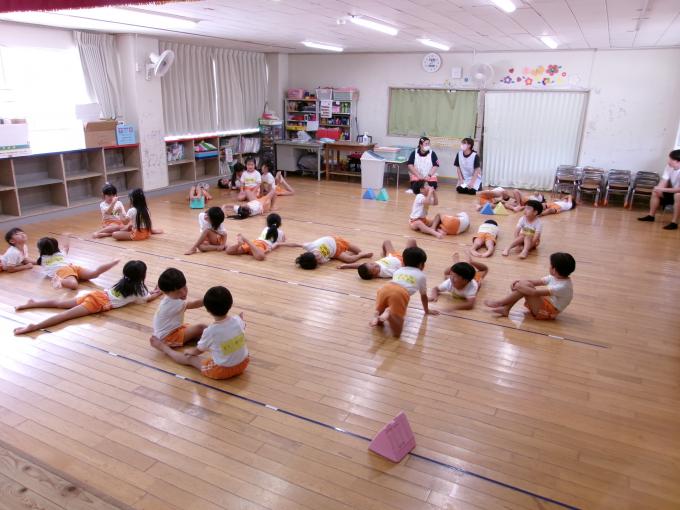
[93,183,126,238]
[502,200,543,259]
[150,285,250,380]
[113,189,164,241]
[485,252,575,320]
[1,228,32,273]
[470,220,499,258]
[13,260,161,335]
[409,181,443,239]
[237,157,261,200]
[153,268,206,347]
[36,236,119,290]
[185,207,227,255]
[370,246,438,337]
[225,213,285,261]
[541,195,575,216]
[429,251,488,310]
[338,238,417,279]
[260,161,295,197]
[286,235,372,270]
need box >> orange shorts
[275,184,286,195]
[474,233,497,243]
[204,231,225,246]
[130,228,150,241]
[410,217,432,227]
[76,290,112,313]
[545,203,561,214]
[439,215,461,235]
[162,324,188,347]
[375,283,411,320]
[201,356,250,379]
[240,239,270,255]
[55,265,83,281]
[478,191,496,204]
[103,219,123,227]
[525,298,559,320]
[332,236,350,258]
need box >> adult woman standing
[406,137,439,194]
[454,137,482,194]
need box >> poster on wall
[320,100,332,119]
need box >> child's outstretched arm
[5,262,33,273]
[185,230,211,255]
[145,288,163,302]
[337,261,366,269]
[186,298,204,309]
[278,241,304,248]
[421,292,439,315]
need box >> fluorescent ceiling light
[302,41,344,52]
[418,38,450,51]
[58,7,198,30]
[490,0,516,13]
[539,35,559,49]
[349,15,398,36]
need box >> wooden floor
[1,177,679,510]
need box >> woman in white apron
[406,137,439,194]
[454,137,482,195]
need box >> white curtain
[160,42,216,136]
[74,31,121,119]
[160,42,266,135]
[213,48,266,131]
[482,91,587,190]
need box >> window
[0,44,89,151]
[388,88,478,138]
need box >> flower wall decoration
[499,64,568,87]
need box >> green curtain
[388,88,478,137]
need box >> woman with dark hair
[406,136,439,194]
[454,137,482,194]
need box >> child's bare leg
[150,336,204,370]
[58,276,79,290]
[225,242,247,256]
[186,230,210,255]
[430,214,442,232]
[112,230,133,241]
[370,306,385,327]
[244,189,258,201]
[484,290,524,316]
[275,172,295,195]
[238,234,266,261]
[386,312,404,337]
[337,251,373,263]
[523,295,547,318]
[382,240,395,257]
[267,190,278,211]
[519,236,534,259]
[201,188,213,201]
[78,259,120,281]
[93,224,123,238]
[237,191,247,201]
[410,220,443,239]
[151,228,164,235]
[482,240,496,258]
[189,186,198,200]
[405,238,417,249]
[469,238,485,257]
[540,208,557,216]
[502,237,524,256]
[183,324,207,344]
[14,303,92,335]
[16,297,78,311]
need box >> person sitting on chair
[638,149,680,230]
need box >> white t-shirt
[377,254,402,278]
[242,170,261,189]
[437,277,479,300]
[409,193,429,220]
[391,267,427,296]
[261,172,275,188]
[246,199,263,216]
[198,212,227,235]
[100,200,125,222]
[106,286,148,309]
[517,216,542,236]
[1,245,28,269]
[553,199,573,212]
[40,251,70,278]
[477,222,499,239]
[542,275,573,311]
[126,207,138,227]
[662,165,680,188]
[258,226,285,248]
[303,236,337,263]
[153,296,186,339]
[197,316,249,367]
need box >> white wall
[0,21,74,48]
[266,53,288,119]
[288,48,680,176]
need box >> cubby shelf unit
[0,144,142,223]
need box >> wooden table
[323,141,375,180]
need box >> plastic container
[360,152,385,189]
[287,88,305,99]
[316,88,333,100]
[333,88,359,101]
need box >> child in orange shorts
[470,220,499,258]
[225,213,285,261]
[286,234,372,270]
[370,246,438,337]
[185,207,227,255]
[36,236,119,290]
[436,212,470,236]
[14,260,161,335]
[409,181,443,239]
[485,252,575,320]
[429,251,488,310]
[93,183,126,238]
[113,189,164,241]
[150,285,250,380]
[338,238,417,279]
[260,161,295,197]
[152,268,206,347]
[541,195,575,216]
[225,187,277,219]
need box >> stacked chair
[603,169,632,206]
[552,165,582,196]
[626,171,660,208]
[576,167,606,206]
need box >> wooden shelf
[66,171,104,182]
[0,185,14,192]
[106,166,139,175]
[68,196,100,208]
[19,203,66,216]
[328,171,361,178]
[0,213,19,222]
[168,178,194,186]
[167,158,194,166]
[16,177,64,189]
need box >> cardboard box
[115,123,136,145]
[0,120,30,153]
[84,120,117,148]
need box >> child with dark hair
[13,260,161,335]
[485,252,575,320]
[36,236,119,290]
[409,181,443,239]
[224,187,277,220]
[470,220,499,258]
[503,200,543,259]
[638,149,680,230]
[225,213,285,261]
[217,162,245,190]
[152,268,206,347]
[113,188,163,241]
[455,137,482,194]
[338,238,417,280]
[1,227,32,273]
[286,235,372,270]
[93,183,126,238]
[429,251,488,310]
[185,207,227,255]
[150,285,250,380]
[237,157,261,200]
[541,195,575,216]
[370,246,438,337]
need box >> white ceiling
[1,0,680,53]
